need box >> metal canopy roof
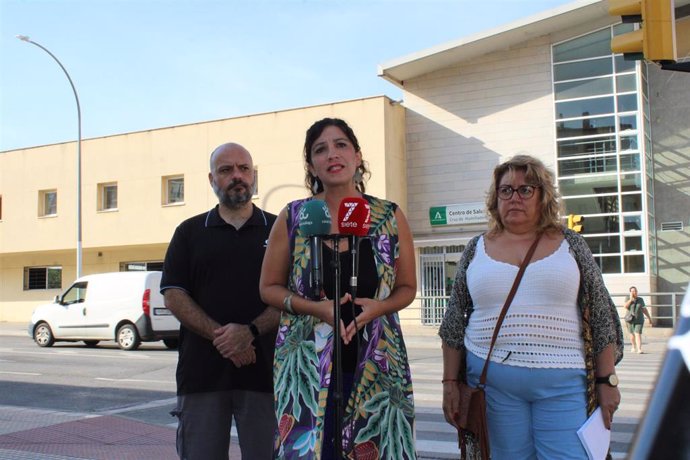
[378,0,690,86]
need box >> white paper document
[577,407,611,460]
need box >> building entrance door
[419,245,464,325]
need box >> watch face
[609,374,619,386]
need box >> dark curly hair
[303,118,370,195]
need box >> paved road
[0,322,670,459]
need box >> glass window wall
[553,25,651,274]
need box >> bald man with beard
[161,143,279,460]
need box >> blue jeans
[467,351,589,460]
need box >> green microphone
[298,199,331,299]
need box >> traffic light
[608,0,677,62]
[567,214,584,233]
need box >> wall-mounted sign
[429,202,486,226]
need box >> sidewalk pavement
[0,321,676,459]
[0,321,241,460]
[0,407,180,460]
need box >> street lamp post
[17,35,83,279]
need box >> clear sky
[1,0,573,152]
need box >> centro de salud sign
[429,202,486,226]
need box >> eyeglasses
[497,184,540,200]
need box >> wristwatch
[248,322,260,339]
[595,373,619,387]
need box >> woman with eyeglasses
[439,155,624,459]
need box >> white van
[28,271,180,350]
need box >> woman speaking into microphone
[260,118,417,459]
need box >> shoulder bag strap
[478,234,542,386]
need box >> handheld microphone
[298,199,332,299]
[337,197,371,300]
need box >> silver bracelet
[283,293,295,314]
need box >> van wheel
[83,340,100,348]
[163,338,179,349]
[34,322,55,347]
[117,324,141,351]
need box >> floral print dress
[273,195,416,460]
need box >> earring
[311,176,321,195]
[353,169,363,185]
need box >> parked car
[28,271,179,350]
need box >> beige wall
[0,245,168,321]
[401,35,556,240]
[0,96,408,321]
[397,36,558,322]
[648,17,690,295]
[383,101,409,211]
[677,16,690,58]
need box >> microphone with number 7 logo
[337,197,371,301]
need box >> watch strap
[248,322,260,338]
[595,374,618,386]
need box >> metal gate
[419,245,464,325]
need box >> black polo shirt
[161,204,277,395]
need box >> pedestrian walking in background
[624,286,653,354]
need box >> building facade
[379,0,690,322]
[0,97,407,321]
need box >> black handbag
[624,300,638,323]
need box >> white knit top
[464,236,586,369]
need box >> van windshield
[62,282,88,305]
